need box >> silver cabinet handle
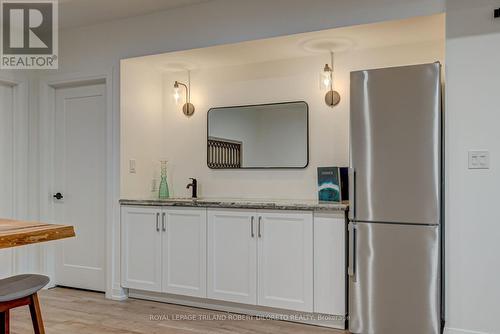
[250,216,255,238]
[348,168,355,220]
[258,216,262,238]
[156,212,160,232]
[348,223,357,281]
[162,212,166,232]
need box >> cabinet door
[162,208,207,298]
[257,211,313,312]
[314,212,346,316]
[207,209,257,305]
[121,206,162,292]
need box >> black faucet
[187,178,198,198]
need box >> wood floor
[9,288,347,333]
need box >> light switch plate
[129,159,136,173]
[468,150,490,169]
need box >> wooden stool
[0,274,50,334]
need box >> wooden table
[0,219,75,250]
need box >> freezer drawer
[349,222,440,334]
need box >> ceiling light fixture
[173,71,195,117]
[324,51,340,107]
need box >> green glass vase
[159,161,170,199]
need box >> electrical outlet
[468,150,490,169]
[151,178,158,192]
[129,159,136,174]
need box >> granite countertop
[119,198,349,212]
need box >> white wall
[445,1,500,334]
[0,84,14,217]
[120,62,164,199]
[56,0,444,74]
[121,41,444,200]
[0,70,40,276]
[0,83,15,278]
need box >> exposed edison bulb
[322,63,333,89]
[173,87,180,104]
[322,74,332,89]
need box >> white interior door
[0,84,14,278]
[54,84,107,291]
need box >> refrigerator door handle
[348,223,357,281]
[348,168,355,220]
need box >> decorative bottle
[159,160,170,199]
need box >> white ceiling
[59,0,211,29]
[124,14,445,71]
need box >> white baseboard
[129,289,345,330]
[45,282,56,289]
[444,327,491,334]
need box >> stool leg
[28,293,44,334]
[0,310,9,334]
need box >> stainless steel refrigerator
[348,63,443,334]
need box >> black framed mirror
[207,101,309,169]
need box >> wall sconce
[323,52,340,107]
[173,72,195,117]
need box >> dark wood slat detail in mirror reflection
[208,137,242,169]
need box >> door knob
[53,192,64,200]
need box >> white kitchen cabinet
[122,204,346,320]
[207,209,314,312]
[121,206,207,296]
[257,211,313,312]
[121,206,162,292]
[313,212,346,316]
[207,209,257,304]
[162,208,207,298]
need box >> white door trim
[38,70,125,299]
[0,75,30,275]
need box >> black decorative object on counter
[187,178,198,198]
